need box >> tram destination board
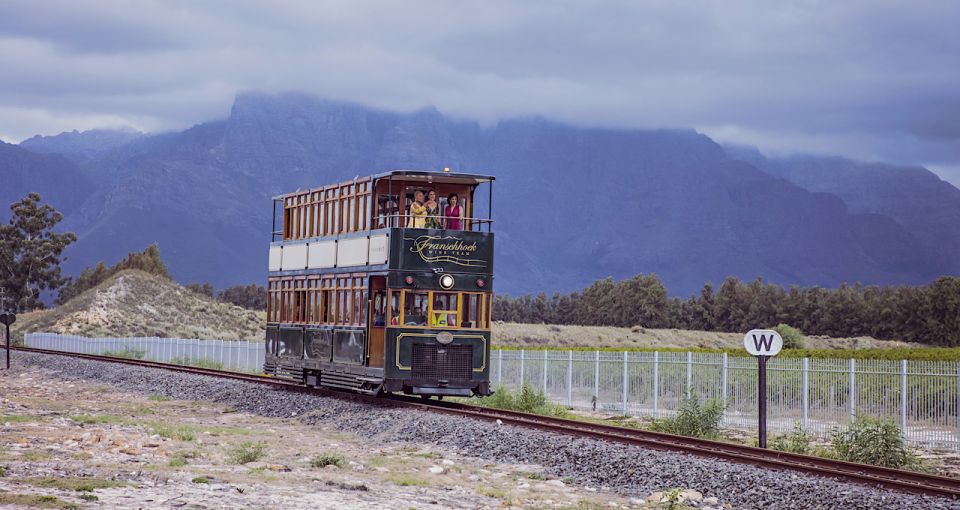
[389,227,494,274]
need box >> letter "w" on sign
[752,334,775,352]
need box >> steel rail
[13,346,960,499]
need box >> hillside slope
[13,270,265,341]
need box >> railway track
[13,346,960,500]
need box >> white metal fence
[489,349,960,450]
[24,333,960,449]
[25,333,264,373]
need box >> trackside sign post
[744,329,783,448]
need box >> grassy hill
[13,270,265,342]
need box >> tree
[217,283,267,310]
[186,282,214,297]
[0,193,77,311]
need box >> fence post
[721,353,728,406]
[686,351,693,399]
[652,352,659,418]
[543,350,549,393]
[622,351,628,413]
[497,349,503,385]
[849,358,856,419]
[956,364,959,449]
[594,350,600,406]
[802,358,810,431]
[566,350,573,407]
[519,349,525,387]
[900,360,908,437]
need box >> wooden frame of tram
[264,170,495,397]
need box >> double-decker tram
[264,169,495,397]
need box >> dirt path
[0,366,645,510]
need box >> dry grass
[13,270,265,342]
[492,322,919,350]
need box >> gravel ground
[15,351,960,510]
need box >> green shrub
[770,423,812,454]
[168,456,189,468]
[310,452,346,469]
[830,416,924,470]
[0,465,6,477]
[649,394,726,439]
[772,324,806,349]
[102,347,146,360]
[191,476,209,484]
[169,356,224,370]
[227,441,267,465]
[475,384,568,417]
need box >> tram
[264,169,495,397]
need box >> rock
[646,492,664,503]
[428,465,444,474]
[704,497,719,505]
[246,462,269,470]
[545,479,566,487]
[441,459,455,465]
[585,486,597,493]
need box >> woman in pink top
[444,193,463,230]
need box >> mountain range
[3,92,959,297]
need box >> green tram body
[263,170,495,397]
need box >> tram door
[368,276,387,367]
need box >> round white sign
[743,329,783,357]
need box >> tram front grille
[411,343,473,382]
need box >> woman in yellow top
[407,190,427,228]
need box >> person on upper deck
[444,193,463,230]
[425,189,441,229]
[407,190,427,228]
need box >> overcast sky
[2,0,959,184]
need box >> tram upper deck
[268,170,495,282]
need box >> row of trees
[185,282,267,310]
[493,274,960,347]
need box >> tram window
[431,292,458,328]
[373,291,386,326]
[463,293,480,328]
[403,291,429,326]
[388,291,400,326]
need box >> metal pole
[519,349,525,387]
[566,350,573,407]
[653,352,659,418]
[900,359,908,436]
[758,355,768,448]
[594,350,600,405]
[4,324,9,369]
[497,349,503,385]
[849,358,856,419]
[686,351,693,399]
[542,350,548,394]
[622,351,628,413]
[721,353,728,406]
[802,358,810,431]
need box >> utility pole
[0,288,16,369]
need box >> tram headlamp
[405,275,414,285]
[476,278,485,288]
[439,274,455,289]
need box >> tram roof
[372,169,496,184]
[273,169,495,200]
